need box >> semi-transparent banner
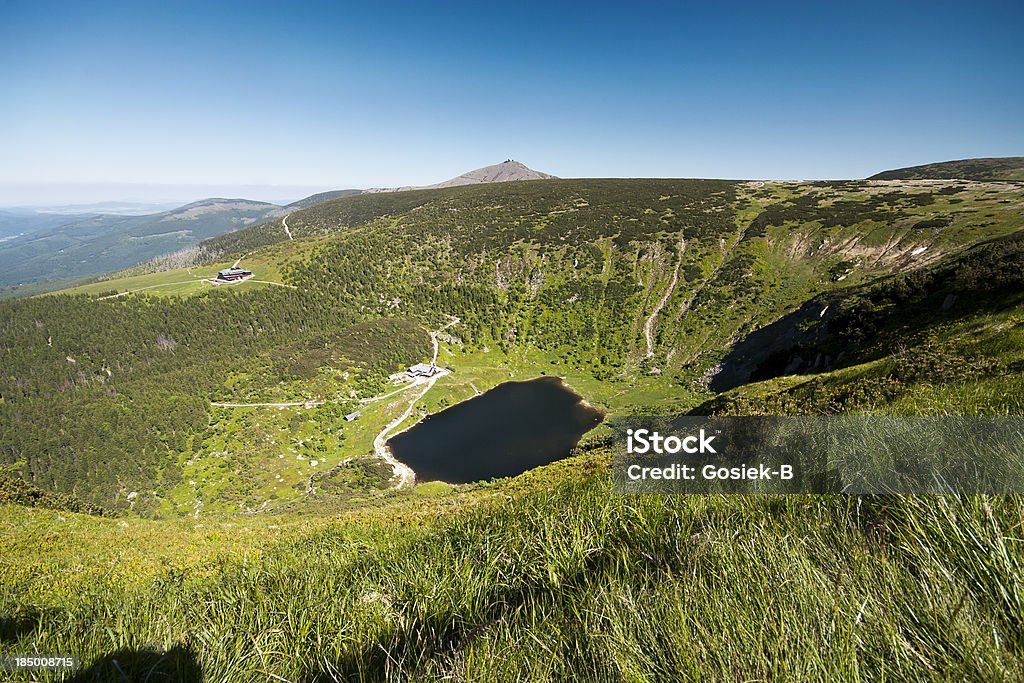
[611,416,1024,494]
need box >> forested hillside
[869,156,1024,181]
[2,175,1024,680]
[0,290,429,512]
[2,177,1023,515]
[207,177,1024,381]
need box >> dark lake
[387,376,604,484]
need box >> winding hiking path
[643,239,685,358]
[431,314,460,363]
[209,317,459,490]
[282,215,294,241]
[371,370,448,488]
[360,381,417,404]
[371,316,460,487]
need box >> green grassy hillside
[2,176,1023,679]
[2,454,1023,680]
[56,255,286,299]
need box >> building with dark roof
[216,267,253,282]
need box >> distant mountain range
[5,156,1023,291]
[0,160,556,289]
[0,210,93,242]
[266,189,364,218]
[0,198,279,287]
[19,200,186,216]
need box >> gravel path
[643,239,685,358]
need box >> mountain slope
[4,441,1023,680]
[6,175,1024,514]
[266,188,363,218]
[0,209,95,241]
[424,159,557,188]
[869,156,1024,181]
[3,171,1024,680]
[368,159,556,192]
[0,198,279,286]
[707,231,1024,392]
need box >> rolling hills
[6,172,1023,512]
[0,161,555,294]
[0,198,280,288]
[266,188,364,218]
[0,209,97,242]
[869,156,1024,181]
[1,164,1023,679]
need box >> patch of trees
[0,470,106,515]
[747,188,930,236]
[0,286,426,511]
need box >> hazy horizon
[0,182,343,209]
[2,0,1022,205]
[6,153,1024,208]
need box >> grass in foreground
[1,448,1022,681]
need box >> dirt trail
[250,279,298,289]
[372,370,449,488]
[282,215,293,241]
[432,314,460,363]
[211,400,324,408]
[99,276,292,300]
[360,382,417,404]
[372,316,459,487]
[98,280,207,300]
[643,239,685,358]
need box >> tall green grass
[2,466,1022,681]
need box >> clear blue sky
[1,0,1022,204]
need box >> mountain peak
[433,160,556,188]
[365,160,557,193]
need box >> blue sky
[1,0,1022,204]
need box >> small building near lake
[407,363,440,378]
